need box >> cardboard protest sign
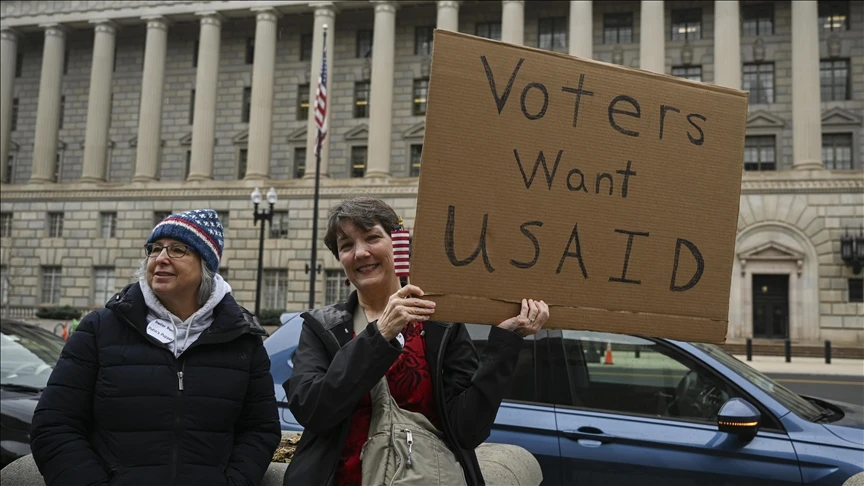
[412,31,748,343]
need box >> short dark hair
[323,196,400,257]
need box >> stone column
[501,1,524,45]
[133,16,169,182]
[365,1,397,178]
[791,1,822,169]
[713,1,740,89]
[569,1,592,58]
[245,7,281,180]
[437,1,459,32]
[188,12,222,181]
[639,1,665,73]
[304,2,336,180]
[0,27,17,184]
[80,20,118,183]
[30,24,66,183]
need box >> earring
[344,278,351,287]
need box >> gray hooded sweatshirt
[139,274,231,358]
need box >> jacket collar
[107,283,267,344]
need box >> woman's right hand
[376,285,436,341]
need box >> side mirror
[718,398,760,440]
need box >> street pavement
[767,373,864,407]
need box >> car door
[466,325,563,486]
[551,330,802,486]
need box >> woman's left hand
[497,299,550,337]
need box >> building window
[351,146,367,178]
[539,17,567,52]
[744,135,776,171]
[603,13,633,44]
[294,147,306,179]
[100,212,117,238]
[270,211,290,239]
[41,266,62,305]
[263,269,288,309]
[93,267,115,306]
[0,213,11,238]
[47,212,64,237]
[671,8,702,41]
[242,86,252,123]
[671,66,702,81]
[185,150,191,179]
[15,53,23,77]
[63,49,69,75]
[820,59,850,101]
[193,41,199,67]
[220,212,229,229]
[238,149,247,179]
[415,26,434,56]
[357,30,373,58]
[5,155,12,184]
[819,1,849,32]
[298,84,310,120]
[409,144,422,177]
[822,133,853,170]
[413,79,429,116]
[11,98,17,132]
[476,22,502,41]
[245,37,255,65]
[153,211,171,226]
[742,3,774,36]
[354,81,370,118]
[742,63,774,104]
[325,269,350,305]
[59,95,65,129]
[850,279,864,303]
[300,34,313,61]
[189,89,195,125]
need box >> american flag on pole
[314,29,328,156]
[392,226,411,278]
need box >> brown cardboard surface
[411,31,748,344]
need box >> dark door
[752,274,789,339]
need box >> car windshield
[692,343,823,421]
[1,323,65,390]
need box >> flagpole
[309,26,326,310]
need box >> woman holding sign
[283,195,550,486]
[30,209,280,486]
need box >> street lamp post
[251,187,278,316]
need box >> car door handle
[561,426,616,444]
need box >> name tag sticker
[147,319,175,344]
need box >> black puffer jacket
[30,283,281,486]
[283,291,524,486]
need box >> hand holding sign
[498,299,549,337]
[376,284,436,342]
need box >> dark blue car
[265,313,864,485]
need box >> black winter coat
[282,291,524,486]
[30,283,281,486]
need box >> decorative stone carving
[737,242,806,276]
[752,37,765,62]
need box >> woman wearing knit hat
[30,209,281,486]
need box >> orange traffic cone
[604,341,614,365]
[61,324,68,341]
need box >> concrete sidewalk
[733,355,864,377]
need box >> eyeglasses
[144,243,190,259]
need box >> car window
[560,331,737,423]
[1,323,64,389]
[467,324,536,403]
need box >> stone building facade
[0,0,862,343]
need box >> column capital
[372,1,399,14]
[39,23,68,38]
[437,1,461,8]
[251,7,283,22]
[141,15,171,30]
[196,11,224,27]
[88,19,119,35]
[310,1,338,11]
[502,0,524,5]
[314,6,338,20]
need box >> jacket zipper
[169,359,186,486]
[434,325,473,482]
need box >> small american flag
[392,228,411,278]
[314,29,328,156]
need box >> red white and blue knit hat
[146,209,224,273]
